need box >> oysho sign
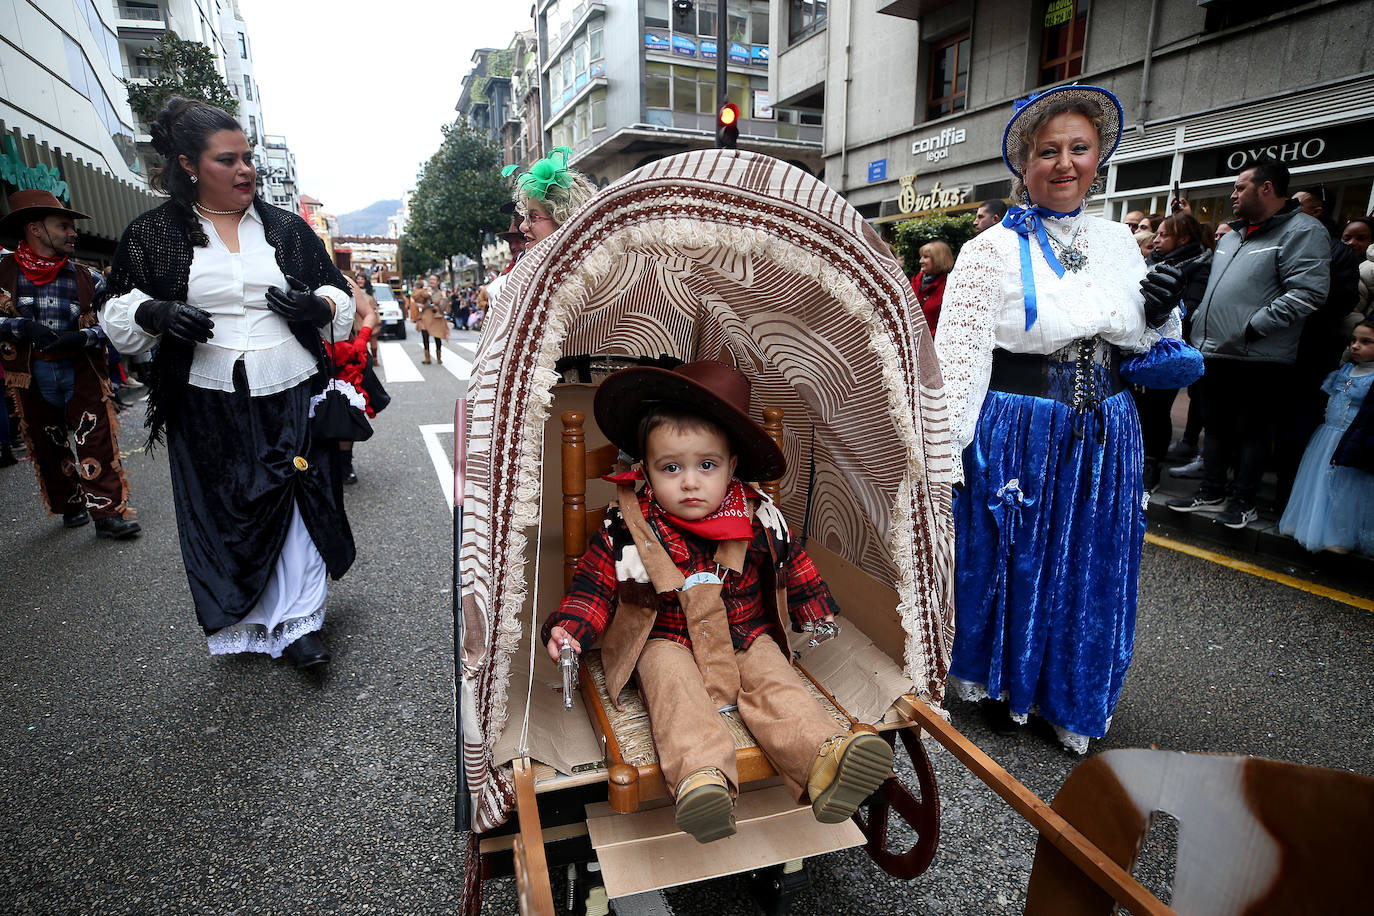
[911,127,966,163]
[1180,119,1373,182]
[898,174,970,213]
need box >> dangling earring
[189,174,198,184]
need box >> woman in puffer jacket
[1132,212,1213,491]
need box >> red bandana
[13,242,68,286]
[604,469,757,542]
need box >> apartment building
[772,0,1374,229]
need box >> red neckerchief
[604,468,757,542]
[13,242,67,285]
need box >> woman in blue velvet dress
[935,86,1182,753]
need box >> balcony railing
[126,64,160,80]
[118,3,163,21]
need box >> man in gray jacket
[1166,157,1330,528]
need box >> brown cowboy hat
[593,360,786,482]
[0,190,91,242]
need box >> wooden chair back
[561,410,621,591]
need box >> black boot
[342,450,358,485]
[1142,457,1161,493]
[283,632,330,668]
[0,443,16,467]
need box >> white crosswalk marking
[438,342,474,381]
[420,423,455,511]
[377,342,423,382]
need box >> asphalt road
[2,331,1371,915]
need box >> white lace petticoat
[948,675,1104,755]
[206,505,327,658]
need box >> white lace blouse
[934,214,1152,469]
[100,206,353,396]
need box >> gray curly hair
[514,171,599,227]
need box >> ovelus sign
[0,136,71,202]
[911,127,967,163]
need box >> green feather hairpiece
[501,146,575,201]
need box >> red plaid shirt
[542,490,838,651]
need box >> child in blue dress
[1279,319,1374,555]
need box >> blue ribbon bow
[1002,204,1081,331]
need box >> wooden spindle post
[561,410,587,591]
[761,406,785,503]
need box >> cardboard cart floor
[584,784,865,899]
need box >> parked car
[374,284,406,340]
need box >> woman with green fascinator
[503,147,599,245]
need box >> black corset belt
[989,338,1123,441]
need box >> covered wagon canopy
[459,149,955,831]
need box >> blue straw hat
[1001,84,1124,179]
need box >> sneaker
[1215,500,1257,529]
[1165,492,1226,513]
[1168,456,1204,478]
[1165,440,1197,462]
[674,767,735,843]
[807,731,893,824]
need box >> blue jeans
[32,359,78,409]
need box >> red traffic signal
[716,103,740,149]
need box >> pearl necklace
[196,202,248,216]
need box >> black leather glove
[264,275,332,325]
[1139,263,1185,327]
[36,329,89,353]
[8,318,59,348]
[135,299,215,344]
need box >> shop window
[646,61,671,113]
[698,5,716,36]
[789,0,827,44]
[645,0,669,29]
[926,32,970,120]
[591,89,607,131]
[1114,157,1170,192]
[1039,0,1088,86]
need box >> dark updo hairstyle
[148,97,245,247]
[1159,212,1206,249]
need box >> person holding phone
[99,98,356,668]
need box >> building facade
[260,134,301,215]
[772,0,1374,230]
[218,0,265,150]
[1,0,158,258]
[531,0,822,185]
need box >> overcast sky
[236,0,533,215]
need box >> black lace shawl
[97,198,349,446]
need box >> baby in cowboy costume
[542,360,893,843]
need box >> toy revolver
[559,642,578,711]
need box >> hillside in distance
[337,199,401,237]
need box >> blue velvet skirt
[950,388,1146,738]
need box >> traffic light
[716,102,740,150]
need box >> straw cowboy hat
[594,360,787,482]
[0,189,91,242]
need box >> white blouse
[934,214,1153,466]
[100,206,353,396]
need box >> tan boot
[422,351,431,365]
[674,767,735,843]
[807,731,893,824]
[436,346,443,364]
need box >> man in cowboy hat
[0,189,140,538]
[541,360,893,845]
